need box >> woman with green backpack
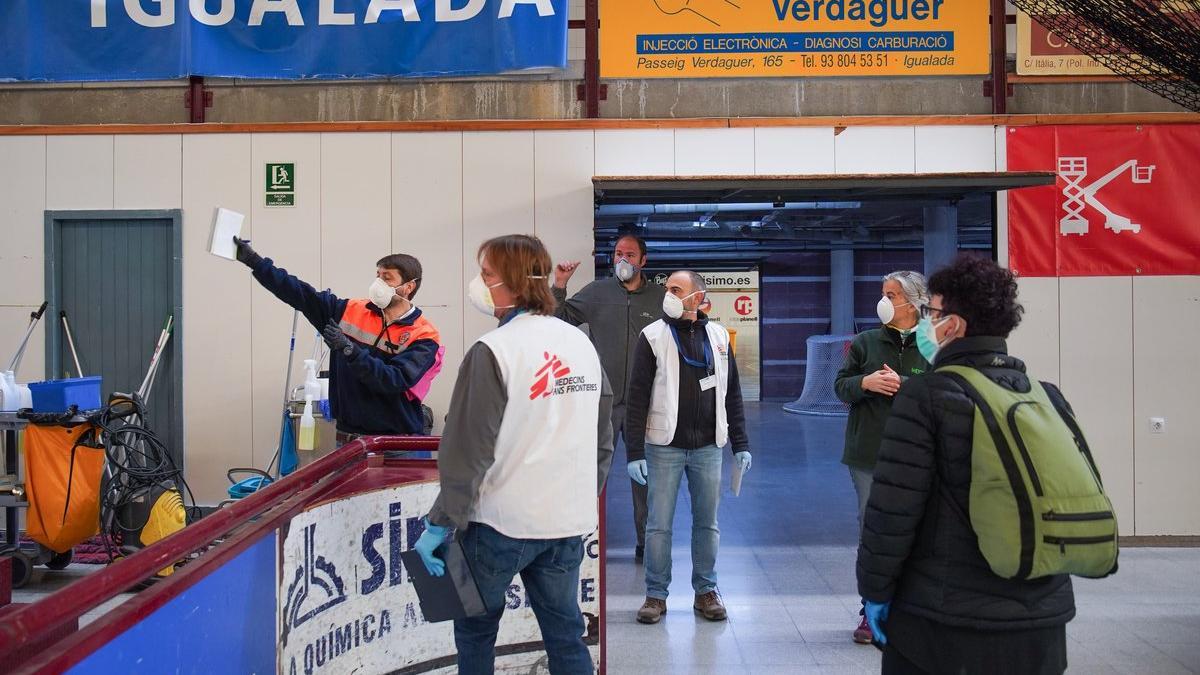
[856,256,1116,675]
[835,270,931,644]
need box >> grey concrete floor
[603,402,1200,674]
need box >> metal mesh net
[782,334,854,417]
[1010,0,1200,112]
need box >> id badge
[699,375,717,391]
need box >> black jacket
[835,326,930,470]
[856,336,1077,631]
[624,312,750,461]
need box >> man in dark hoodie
[553,235,666,561]
[624,270,751,625]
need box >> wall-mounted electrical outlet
[1150,417,1166,434]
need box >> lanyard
[670,325,713,374]
[499,308,526,326]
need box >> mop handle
[138,315,174,401]
[61,311,84,379]
[6,301,47,373]
[282,311,300,404]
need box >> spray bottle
[303,359,321,402]
[298,396,316,451]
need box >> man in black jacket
[857,256,1076,674]
[625,271,752,624]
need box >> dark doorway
[44,210,183,467]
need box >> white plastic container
[0,371,19,412]
[298,396,316,451]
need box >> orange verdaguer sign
[600,0,990,78]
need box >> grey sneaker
[636,597,667,624]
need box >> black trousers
[612,404,648,549]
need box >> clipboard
[400,540,487,623]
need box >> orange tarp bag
[23,423,104,553]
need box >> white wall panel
[0,137,47,307]
[47,136,114,210]
[250,134,322,471]
[595,130,674,176]
[753,127,836,175]
[462,132,536,347]
[181,134,254,504]
[392,132,464,433]
[114,135,182,210]
[1059,277,1134,535]
[535,131,596,296]
[995,127,1009,266]
[674,128,754,175]
[321,133,391,298]
[834,127,915,174]
[0,307,46,386]
[1008,277,1059,383]
[1133,276,1200,535]
[914,126,996,173]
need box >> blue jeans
[644,443,722,599]
[454,523,592,675]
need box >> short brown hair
[376,254,422,300]
[477,235,556,316]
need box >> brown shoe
[636,597,667,624]
[693,590,727,621]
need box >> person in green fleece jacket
[835,269,930,645]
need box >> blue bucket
[28,376,102,413]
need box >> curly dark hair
[928,255,1024,338]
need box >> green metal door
[46,211,183,469]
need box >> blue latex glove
[865,600,890,645]
[414,517,449,577]
[734,451,752,474]
[627,460,648,486]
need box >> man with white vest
[413,234,614,675]
[625,270,752,624]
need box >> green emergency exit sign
[266,163,295,207]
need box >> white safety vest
[642,319,731,449]
[473,313,604,539]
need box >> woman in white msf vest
[414,234,614,675]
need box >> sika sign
[278,481,601,674]
[1006,125,1200,277]
[600,0,989,78]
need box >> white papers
[209,207,245,260]
[731,460,745,497]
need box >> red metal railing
[0,436,439,671]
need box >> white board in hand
[209,207,245,260]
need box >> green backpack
[939,366,1118,580]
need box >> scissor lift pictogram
[1058,156,1156,236]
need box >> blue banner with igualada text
[0,0,567,82]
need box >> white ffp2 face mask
[369,278,397,310]
[877,296,912,326]
[662,291,701,319]
[467,274,512,316]
[614,259,637,282]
